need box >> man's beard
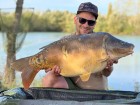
[79,26,91,34]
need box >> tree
[3,0,24,88]
[107,3,113,18]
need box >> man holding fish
[11,2,134,90]
[43,2,118,90]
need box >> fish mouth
[111,50,134,61]
[126,51,134,55]
[117,51,134,60]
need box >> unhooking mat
[0,87,140,104]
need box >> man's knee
[42,71,68,88]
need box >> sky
[0,0,115,14]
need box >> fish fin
[21,68,39,90]
[11,56,38,89]
[80,72,91,81]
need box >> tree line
[0,5,140,35]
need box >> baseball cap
[77,2,98,19]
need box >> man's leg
[42,71,68,88]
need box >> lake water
[0,32,140,92]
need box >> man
[42,2,118,90]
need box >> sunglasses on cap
[77,16,96,26]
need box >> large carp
[11,32,134,89]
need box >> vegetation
[0,2,140,35]
[95,1,140,35]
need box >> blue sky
[0,0,115,14]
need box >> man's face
[74,12,96,35]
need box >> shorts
[64,77,80,89]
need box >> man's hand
[102,60,118,77]
[45,65,61,76]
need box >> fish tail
[21,67,39,90]
[11,57,39,90]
